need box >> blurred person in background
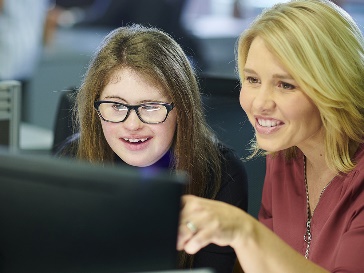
[0,0,51,122]
[49,0,205,70]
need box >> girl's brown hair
[74,24,223,268]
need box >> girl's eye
[113,104,128,111]
[141,104,161,111]
[246,76,260,84]
[278,82,296,90]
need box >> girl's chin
[120,156,156,168]
[124,160,151,168]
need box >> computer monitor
[0,149,186,273]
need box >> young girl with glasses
[57,24,248,273]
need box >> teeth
[124,138,148,143]
[257,119,281,127]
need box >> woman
[58,24,248,273]
[178,1,364,272]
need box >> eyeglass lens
[98,102,169,123]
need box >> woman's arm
[177,195,330,273]
[192,145,248,273]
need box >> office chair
[52,87,77,154]
[199,73,265,219]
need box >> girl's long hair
[74,24,223,269]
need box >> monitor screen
[0,149,186,273]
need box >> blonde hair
[237,0,364,173]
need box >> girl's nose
[123,109,143,130]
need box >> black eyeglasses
[94,101,175,124]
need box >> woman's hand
[177,194,246,254]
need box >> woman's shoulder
[347,142,364,188]
[354,142,364,166]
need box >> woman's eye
[246,76,260,84]
[278,82,295,90]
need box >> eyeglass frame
[94,100,175,124]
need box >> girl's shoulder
[53,133,80,158]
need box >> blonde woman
[178,1,364,272]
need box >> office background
[16,0,364,217]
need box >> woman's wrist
[230,210,255,251]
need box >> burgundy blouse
[259,144,364,272]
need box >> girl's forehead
[109,68,166,90]
[100,68,170,101]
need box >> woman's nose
[252,85,276,113]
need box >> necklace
[303,156,335,259]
